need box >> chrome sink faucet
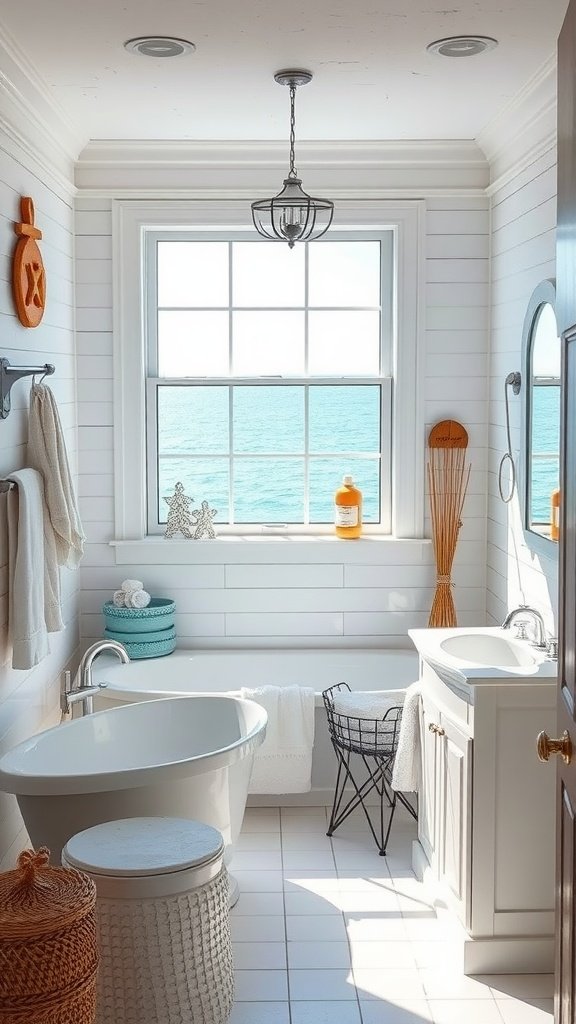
[501,605,548,650]
[61,640,130,716]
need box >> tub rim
[0,695,267,798]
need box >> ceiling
[0,0,568,143]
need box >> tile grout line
[279,807,293,1024]
[326,805,366,1024]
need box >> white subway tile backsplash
[226,564,344,589]
[226,613,344,637]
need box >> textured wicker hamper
[0,847,98,1024]
[62,817,234,1024]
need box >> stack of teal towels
[103,579,176,659]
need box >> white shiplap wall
[0,140,78,868]
[76,195,489,649]
[487,144,558,631]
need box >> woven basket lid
[63,817,224,877]
[0,847,96,940]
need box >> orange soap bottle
[335,475,363,539]
[551,488,560,542]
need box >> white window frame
[146,229,392,535]
[112,199,425,546]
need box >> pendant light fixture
[251,70,334,248]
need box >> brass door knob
[537,730,573,765]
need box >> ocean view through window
[145,232,394,533]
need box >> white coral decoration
[113,590,127,607]
[126,589,151,609]
[121,579,144,594]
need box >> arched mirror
[521,279,561,553]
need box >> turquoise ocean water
[530,387,560,523]
[156,383,559,526]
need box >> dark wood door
[554,4,576,1019]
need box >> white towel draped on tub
[27,383,85,568]
[6,469,63,669]
[391,681,422,793]
[240,685,315,794]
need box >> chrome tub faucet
[61,640,130,716]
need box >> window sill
[111,535,432,566]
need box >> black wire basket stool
[323,682,417,856]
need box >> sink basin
[408,626,556,694]
[439,633,538,668]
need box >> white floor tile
[234,969,289,1001]
[283,871,339,892]
[336,873,393,892]
[354,969,426,1001]
[360,999,434,1024]
[289,999,360,1024]
[402,916,455,942]
[427,998,504,1024]
[242,809,281,832]
[345,913,409,942]
[282,833,333,850]
[235,871,284,893]
[287,941,351,969]
[495,999,554,1023]
[237,832,282,851]
[419,969,493,1000]
[281,810,330,833]
[333,852,391,870]
[229,1001,289,1024]
[479,975,554,1000]
[290,1001,361,1024]
[410,941,464,970]
[286,915,348,942]
[231,892,284,916]
[230,916,286,943]
[284,891,341,916]
[231,852,283,871]
[336,890,401,913]
[349,940,416,969]
[289,968,357,1001]
[232,942,287,970]
[282,851,336,870]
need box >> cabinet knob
[428,722,446,737]
[537,730,572,765]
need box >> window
[112,200,423,548]
[145,233,393,533]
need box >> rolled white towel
[113,590,127,607]
[121,578,144,595]
[126,588,151,609]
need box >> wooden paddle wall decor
[12,197,46,328]
[427,419,471,628]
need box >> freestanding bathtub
[0,695,267,904]
[93,648,420,805]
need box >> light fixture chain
[288,84,297,178]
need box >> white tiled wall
[487,144,558,631]
[75,195,489,647]
[0,140,79,867]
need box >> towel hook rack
[0,358,55,419]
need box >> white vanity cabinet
[412,655,557,974]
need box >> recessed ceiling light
[426,36,498,58]
[124,36,196,58]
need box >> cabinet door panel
[419,697,440,863]
[439,717,472,920]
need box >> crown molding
[75,138,489,194]
[477,53,557,188]
[0,18,85,194]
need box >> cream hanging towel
[6,468,63,669]
[27,384,85,568]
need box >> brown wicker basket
[0,847,99,1024]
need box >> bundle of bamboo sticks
[427,419,471,628]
